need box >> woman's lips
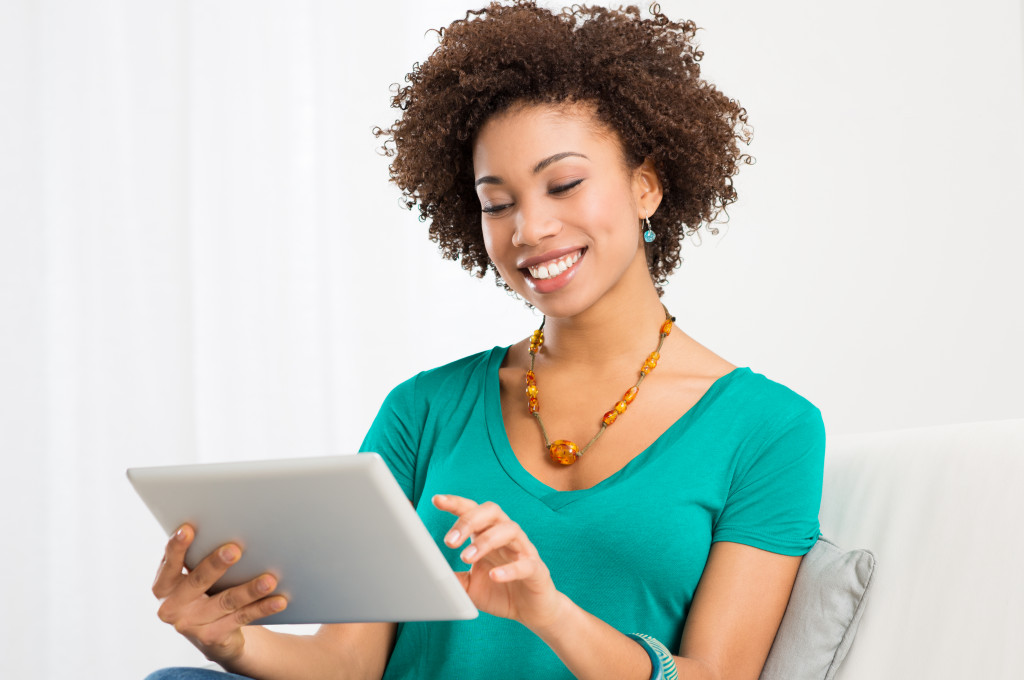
[525,249,583,279]
[520,248,586,293]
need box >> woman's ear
[634,158,664,218]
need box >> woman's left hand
[432,494,565,632]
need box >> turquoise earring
[642,213,656,243]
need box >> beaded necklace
[525,310,675,465]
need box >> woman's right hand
[151,524,288,664]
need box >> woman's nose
[512,205,561,247]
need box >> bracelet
[627,633,678,680]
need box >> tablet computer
[127,453,477,625]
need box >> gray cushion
[760,536,876,680]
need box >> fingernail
[220,546,240,563]
[175,527,188,541]
[491,567,506,580]
[445,530,460,545]
[461,545,477,562]
[434,494,447,504]
[257,576,273,593]
[270,598,286,611]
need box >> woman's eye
[550,178,584,194]
[482,203,512,214]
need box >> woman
[148,2,824,679]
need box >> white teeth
[527,250,582,280]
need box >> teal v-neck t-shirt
[360,347,825,680]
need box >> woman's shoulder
[384,345,508,403]
[727,367,818,409]
[671,334,819,425]
[713,367,825,451]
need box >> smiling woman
[376,1,751,293]
[144,3,824,680]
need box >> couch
[818,418,1024,679]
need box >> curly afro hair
[375,1,753,291]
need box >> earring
[642,211,656,243]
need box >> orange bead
[602,410,618,426]
[549,440,580,465]
[641,365,652,376]
[614,400,628,414]
[528,396,539,414]
[623,386,639,404]
[660,320,673,336]
[649,351,660,362]
[526,383,539,397]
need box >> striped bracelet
[627,633,678,680]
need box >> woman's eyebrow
[533,151,589,173]
[475,151,590,187]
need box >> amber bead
[623,386,639,404]
[526,383,539,397]
[660,320,673,336]
[526,370,535,383]
[528,396,539,414]
[549,440,580,465]
[649,351,660,363]
[602,410,618,426]
[614,400,628,414]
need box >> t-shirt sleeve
[712,405,825,556]
[358,374,422,501]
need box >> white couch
[820,418,1024,679]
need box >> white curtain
[2,1,1022,677]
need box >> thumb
[453,570,471,592]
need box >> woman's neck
[535,287,669,370]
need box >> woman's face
[472,102,661,319]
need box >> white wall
[0,0,1021,677]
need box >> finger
[453,570,471,592]
[432,494,479,519]
[195,573,280,626]
[175,543,243,600]
[459,519,527,565]
[153,524,194,598]
[435,497,506,548]
[193,595,288,648]
[489,556,543,583]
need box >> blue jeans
[145,668,252,680]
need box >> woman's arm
[152,524,396,680]
[534,542,799,680]
[220,622,396,680]
[434,495,800,680]
[676,542,800,679]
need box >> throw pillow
[759,535,876,680]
